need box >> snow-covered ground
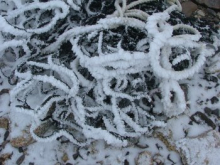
[0,54,219,165]
[0,0,220,164]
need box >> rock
[211,96,219,104]
[214,17,220,23]
[62,153,69,163]
[204,107,212,116]
[190,111,216,129]
[204,107,220,117]
[204,75,218,83]
[4,130,10,141]
[195,0,220,10]
[217,12,220,19]
[196,9,206,17]
[176,130,220,165]
[135,151,153,165]
[124,159,129,165]
[0,89,9,95]
[0,153,13,163]
[152,153,165,164]
[0,140,9,151]
[16,154,25,165]
[207,8,217,16]
[181,1,198,17]
[212,109,220,117]
[0,118,9,129]
[135,142,149,149]
[10,136,35,148]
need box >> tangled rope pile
[0,0,217,146]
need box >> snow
[9,110,33,138]
[0,0,220,164]
[176,130,220,165]
[167,115,190,140]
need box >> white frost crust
[5,1,69,34]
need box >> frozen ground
[0,0,220,165]
[0,52,219,165]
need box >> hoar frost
[0,0,217,146]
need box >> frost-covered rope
[146,12,206,80]
[109,0,155,20]
[8,0,217,146]
[4,1,70,34]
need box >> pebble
[16,154,25,165]
[195,0,220,10]
[124,159,129,165]
[10,136,35,148]
[0,89,9,95]
[207,8,217,16]
[135,151,153,165]
[213,109,220,117]
[152,153,165,164]
[0,140,9,152]
[211,96,219,104]
[204,107,220,117]
[217,12,220,19]
[0,118,9,129]
[204,107,212,116]
[204,75,218,83]
[181,1,198,17]
[196,10,206,17]
[4,130,9,141]
[62,153,69,163]
[0,153,12,161]
[190,111,216,129]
